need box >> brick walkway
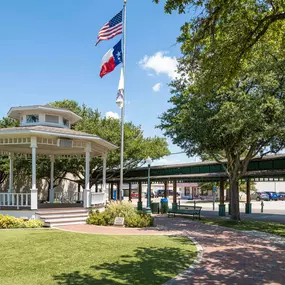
[57,216,285,285]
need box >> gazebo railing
[90,192,105,206]
[0,193,31,209]
[54,191,83,203]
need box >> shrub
[87,201,154,228]
[0,215,44,229]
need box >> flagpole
[119,0,127,201]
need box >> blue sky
[0,0,198,165]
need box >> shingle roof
[0,125,99,138]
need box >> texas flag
[100,40,123,78]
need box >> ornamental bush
[87,201,154,228]
[0,215,44,229]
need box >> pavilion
[0,104,117,212]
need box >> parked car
[155,189,180,197]
[278,192,285,201]
[256,192,269,201]
[265,192,278,201]
[131,192,138,198]
[144,191,155,198]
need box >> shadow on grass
[53,236,196,285]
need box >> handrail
[0,193,31,209]
[90,192,105,205]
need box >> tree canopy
[155,0,285,90]
[159,54,285,219]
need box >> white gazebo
[0,104,117,212]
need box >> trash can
[151,202,159,214]
[160,198,169,214]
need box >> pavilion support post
[84,143,91,208]
[49,155,55,204]
[110,182,114,201]
[137,181,142,210]
[30,137,38,210]
[219,178,226,216]
[128,182,132,201]
[9,152,14,193]
[172,179,178,210]
[245,179,252,214]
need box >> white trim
[0,129,117,150]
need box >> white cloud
[105,111,120,120]
[139,51,178,79]
[152,82,162,92]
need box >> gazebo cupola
[8,104,82,129]
[0,104,117,211]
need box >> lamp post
[145,156,152,214]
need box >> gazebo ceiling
[0,125,117,156]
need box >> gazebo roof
[0,125,117,156]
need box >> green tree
[155,0,285,90]
[159,56,285,220]
[51,100,170,187]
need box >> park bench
[168,205,202,220]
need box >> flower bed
[0,214,44,229]
[87,201,154,228]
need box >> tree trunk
[230,178,240,220]
[226,188,230,202]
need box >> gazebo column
[30,137,38,210]
[49,155,55,204]
[102,153,107,192]
[8,152,14,193]
[84,143,91,208]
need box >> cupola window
[63,118,70,128]
[26,115,39,124]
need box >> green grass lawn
[0,230,196,285]
[200,217,285,237]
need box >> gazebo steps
[36,208,88,215]
[36,208,89,227]
[39,213,88,219]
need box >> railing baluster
[17,194,19,210]
[7,193,10,206]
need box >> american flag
[96,10,123,46]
